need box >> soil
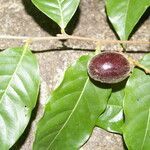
[0,0,149,149]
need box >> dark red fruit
[88,52,131,83]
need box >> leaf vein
[0,47,28,104]
[47,78,89,149]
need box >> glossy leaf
[123,54,150,150]
[33,55,111,150]
[96,81,126,134]
[0,47,40,149]
[31,0,80,31]
[106,0,150,40]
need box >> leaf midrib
[0,47,27,104]
[57,0,64,28]
[123,0,131,39]
[47,78,89,149]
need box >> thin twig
[0,34,149,73]
[128,56,150,74]
[0,34,149,45]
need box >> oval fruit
[88,52,131,83]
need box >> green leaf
[123,54,150,150]
[96,81,126,134]
[31,0,80,31]
[33,55,111,150]
[106,0,150,40]
[0,47,40,149]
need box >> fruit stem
[95,42,101,54]
[128,56,150,74]
[23,38,32,50]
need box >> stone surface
[0,0,149,149]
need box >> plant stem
[0,34,149,73]
[128,56,150,74]
[0,34,149,45]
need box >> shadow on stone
[129,7,150,39]
[21,0,80,35]
[65,8,81,35]
[104,7,120,40]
